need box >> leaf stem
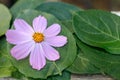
[53,62,62,75]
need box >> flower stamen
[33,32,44,43]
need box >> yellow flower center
[33,32,44,43]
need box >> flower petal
[6,30,32,44]
[11,41,35,60]
[42,42,60,61]
[44,24,61,37]
[33,16,47,33]
[14,19,34,34]
[45,36,67,47]
[30,44,46,70]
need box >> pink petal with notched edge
[44,24,61,37]
[11,41,35,60]
[6,30,32,45]
[14,19,34,35]
[45,36,67,47]
[33,16,47,33]
[42,42,60,61]
[30,44,46,70]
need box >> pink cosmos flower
[6,15,67,70]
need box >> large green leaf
[67,36,100,74]
[11,70,70,80]
[0,4,11,37]
[0,37,15,77]
[10,0,46,18]
[61,20,74,33]
[36,2,81,32]
[73,10,120,54]
[67,50,100,74]
[77,37,120,80]
[29,71,70,80]
[11,68,26,79]
[36,2,80,20]
[8,9,77,79]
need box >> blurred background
[0,0,120,11]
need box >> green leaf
[67,36,100,74]
[73,10,120,54]
[0,37,15,77]
[47,71,70,80]
[36,2,80,20]
[11,69,25,79]
[0,4,11,37]
[67,50,100,74]
[8,9,77,79]
[29,71,71,80]
[77,36,120,80]
[10,0,46,18]
[35,2,81,32]
[61,20,74,33]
